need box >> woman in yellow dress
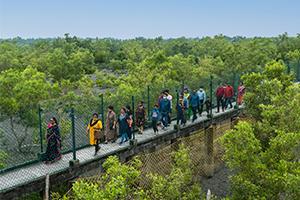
[86,113,103,157]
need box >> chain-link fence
[0,106,41,171]
[61,116,242,199]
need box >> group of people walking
[181,87,211,123]
[44,82,246,163]
[87,103,147,156]
[216,81,245,113]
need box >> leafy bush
[55,145,216,200]
[221,61,300,199]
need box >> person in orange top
[225,82,234,109]
[237,82,246,105]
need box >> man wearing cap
[225,82,234,109]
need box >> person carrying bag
[86,113,103,157]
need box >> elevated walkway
[0,103,241,200]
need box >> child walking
[205,96,211,115]
[148,105,160,135]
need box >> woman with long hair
[45,117,62,165]
[86,113,103,157]
[117,108,131,145]
[125,105,133,139]
[237,82,246,105]
[136,101,146,134]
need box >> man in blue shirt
[189,90,200,122]
[159,92,171,130]
[197,86,206,116]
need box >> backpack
[126,114,133,127]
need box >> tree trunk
[10,117,21,149]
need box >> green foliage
[63,156,142,199]
[94,51,107,63]
[222,61,300,199]
[56,145,209,200]
[19,191,40,200]
[242,60,293,122]
[0,128,4,138]
[140,145,204,200]
[222,122,300,199]
[0,149,8,169]
[95,79,102,85]
[242,61,295,150]
[0,67,51,150]
[1,137,9,145]
[0,40,22,72]
[58,115,72,141]
[30,128,41,145]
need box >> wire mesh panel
[0,106,41,170]
[63,117,243,199]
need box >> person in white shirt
[197,86,206,116]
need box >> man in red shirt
[216,83,225,113]
[225,82,234,109]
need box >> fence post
[234,76,238,109]
[101,95,105,142]
[38,104,45,161]
[69,107,79,167]
[176,90,179,125]
[209,75,213,118]
[45,171,49,200]
[297,60,300,81]
[39,104,43,153]
[204,125,214,177]
[147,85,150,116]
[130,96,137,145]
[233,71,236,97]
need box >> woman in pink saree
[237,82,246,105]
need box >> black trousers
[152,120,158,132]
[217,96,224,112]
[94,139,100,152]
[127,127,132,139]
[198,100,204,115]
[192,107,198,121]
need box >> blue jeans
[225,97,232,109]
[120,132,128,143]
[161,112,168,128]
